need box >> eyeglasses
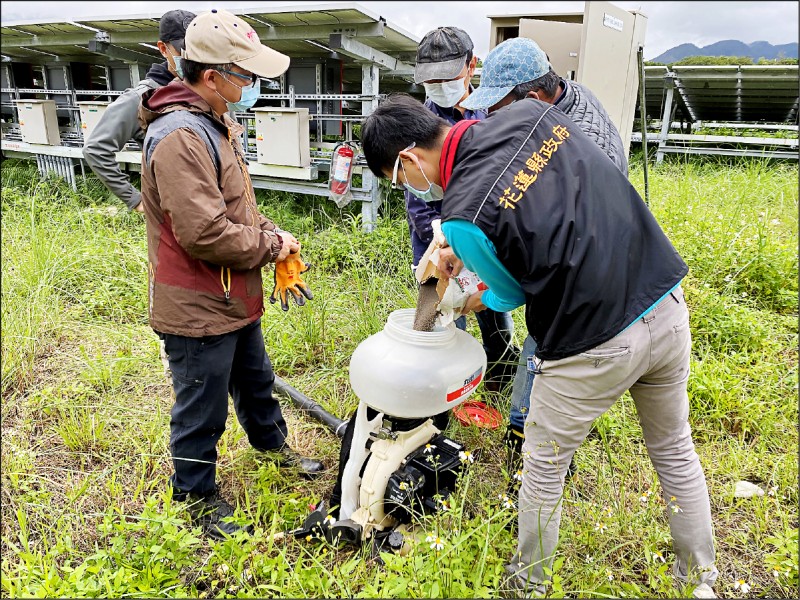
[391,142,415,190]
[218,69,259,88]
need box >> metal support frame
[63,64,78,130]
[87,38,153,65]
[128,62,142,87]
[657,146,798,160]
[315,63,323,143]
[329,34,414,75]
[39,63,49,94]
[360,63,381,232]
[655,73,675,165]
[651,69,799,162]
[35,153,77,190]
[636,45,649,206]
[1,21,389,49]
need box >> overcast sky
[2,1,798,60]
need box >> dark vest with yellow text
[441,99,688,360]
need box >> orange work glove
[270,252,314,311]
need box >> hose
[274,375,348,438]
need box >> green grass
[1,156,797,598]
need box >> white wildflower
[734,579,751,594]
[458,450,474,463]
[498,494,515,509]
[426,534,445,551]
[594,521,608,533]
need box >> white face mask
[424,76,467,108]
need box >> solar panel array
[634,64,799,125]
[1,4,419,67]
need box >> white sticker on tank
[446,367,484,403]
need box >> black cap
[414,27,474,84]
[158,9,196,50]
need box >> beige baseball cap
[182,8,290,78]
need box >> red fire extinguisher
[329,141,358,207]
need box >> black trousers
[160,318,287,499]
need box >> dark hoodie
[145,61,175,87]
[138,81,284,337]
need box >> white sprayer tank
[349,309,487,418]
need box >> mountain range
[650,40,798,63]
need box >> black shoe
[256,445,325,478]
[186,491,254,541]
[566,455,578,483]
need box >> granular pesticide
[413,279,440,332]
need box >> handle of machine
[273,375,348,437]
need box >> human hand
[270,252,313,311]
[461,290,486,316]
[133,202,145,213]
[275,230,301,262]
[437,246,464,279]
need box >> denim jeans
[509,288,717,591]
[160,319,287,498]
[509,334,538,431]
[456,306,518,386]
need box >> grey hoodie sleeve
[82,83,151,210]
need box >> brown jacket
[139,81,283,337]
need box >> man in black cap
[409,26,520,400]
[83,9,196,213]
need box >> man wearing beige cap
[138,8,323,540]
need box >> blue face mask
[226,84,260,112]
[401,160,444,202]
[173,56,184,80]
[215,71,260,112]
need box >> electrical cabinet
[252,107,311,167]
[78,101,110,139]
[17,99,61,145]
[490,1,648,156]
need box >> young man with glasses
[360,93,718,599]
[138,8,323,540]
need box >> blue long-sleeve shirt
[441,220,525,313]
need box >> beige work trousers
[509,287,718,594]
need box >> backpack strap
[143,110,224,187]
[438,119,479,191]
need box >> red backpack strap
[439,119,479,191]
